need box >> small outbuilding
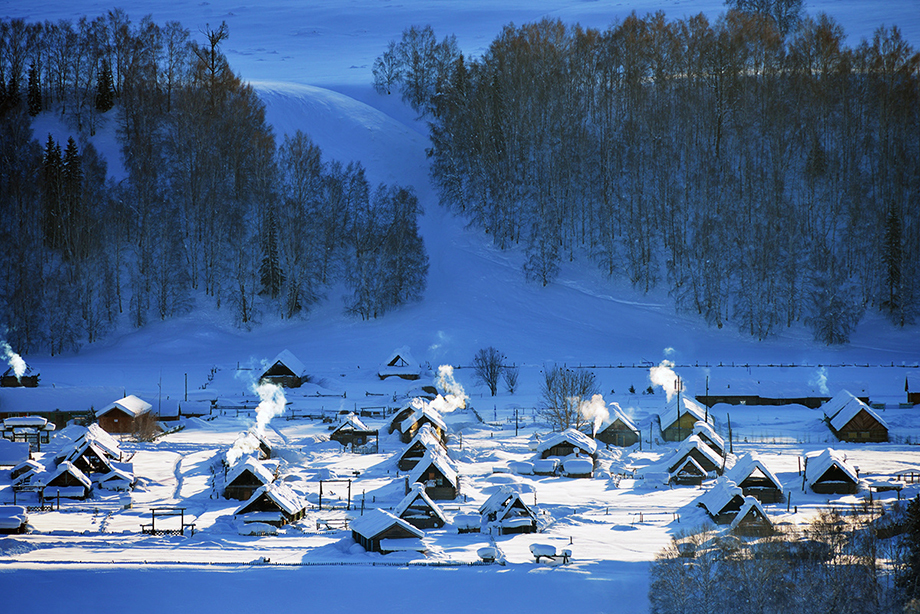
[666,434,724,476]
[96,464,136,492]
[823,390,889,443]
[393,483,449,530]
[730,496,774,537]
[398,405,448,445]
[378,347,421,381]
[691,421,725,457]
[0,506,29,534]
[407,450,459,500]
[350,509,425,554]
[805,449,859,495]
[43,461,92,499]
[696,478,746,525]
[669,456,708,486]
[479,486,538,535]
[1,365,38,388]
[330,414,377,450]
[595,407,641,448]
[908,373,920,406]
[536,428,598,461]
[96,395,154,435]
[660,394,712,442]
[725,453,784,504]
[397,423,446,471]
[259,350,307,388]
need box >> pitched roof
[393,483,449,525]
[692,421,725,452]
[536,428,598,456]
[235,482,306,517]
[599,405,640,434]
[725,453,783,490]
[667,434,724,472]
[378,347,420,377]
[669,455,707,479]
[45,461,92,489]
[805,449,859,486]
[824,390,888,431]
[400,405,448,435]
[350,508,424,541]
[478,486,534,518]
[660,393,710,426]
[97,395,152,418]
[226,457,274,487]
[696,478,744,516]
[265,350,306,377]
[331,413,369,435]
[407,449,458,486]
[729,496,772,531]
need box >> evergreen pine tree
[95,60,115,113]
[27,63,41,116]
[62,137,84,261]
[882,207,905,326]
[42,135,64,251]
[259,205,284,299]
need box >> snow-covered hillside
[1,2,919,613]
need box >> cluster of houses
[9,423,134,502]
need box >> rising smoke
[578,394,609,436]
[226,377,287,465]
[649,359,683,402]
[0,340,27,379]
[431,364,468,413]
[809,366,830,396]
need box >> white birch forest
[0,13,429,354]
[375,11,919,345]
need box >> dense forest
[0,13,428,354]
[375,8,920,344]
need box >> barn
[394,483,448,530]
[595,407,640,448]
[259,350,307,388]
[725,453,784,504]
[351,509,425,554]
[96,395,153,435]
[407,449,459,500]
[823,390,889,443]
[479,486,538,535]
[223,458,274,500]
[805,449,859,495]
[660,394,712,442]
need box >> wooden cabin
[730,496,774,537]
[669,456,707,486]
[696,478,746,525]
[691,421,725,457]
[329,414,376,450]
[43,461,92,499]
[398,406,448,445]
[823,390,889,443]
[595,408,640,448]
[726,453,784,504]
[96,465,136,492]
[394,484,448,530]
[805,449,859,495]
[397,424,446,471]
[60,441,114,476]
[407,450,459,500]
[479,486,538,535]
[1,366,38,388]
[377,347,421,381]
[234,483,306,527]
[96,395,153,435]
[536,428,598,461]
[666,435,724,475]
[660,394,712,442]
[908,373,920,406]
[259,350,307,388]
[351,509,425,554]
[223,458,274,500]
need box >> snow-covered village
[1,1,920,613]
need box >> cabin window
[848,432,857,439]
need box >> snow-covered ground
[2,1,919,613]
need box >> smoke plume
[649,359,683,402]
[809,366,830,396]
[254,381,286,435]
[1,340,27,379]
[433,365,468,412]
[578,394,609,436]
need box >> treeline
[650,499,920,614]
[376,12,920,344]
[0,14,428,354]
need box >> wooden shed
[669,456,708,486]
[537,428,598,460]
[691,421,725,458]
[730,496,774,537]
[377,347,421,381]
[43,461,92,499]
[805,449,859,495]
[595,407,640,448]
[696,478,746,525]
[666,435,724,475]
[398,405,448,445]
[823,390,889,443]
[725,453,784,504]
[259,350,307,388]
[479,486,538,535]
[351,509,425,554]
[96,395,153,435]
[330,414,377,450]
[1,365,38,388]
[397,423,446,471]
[223,458,274,500]
[394,483,448,530]
[407,450,459,500]
[908,374,920,406]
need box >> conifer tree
[95,60,115,113]
[27,63,41,116]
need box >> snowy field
[2,1,920,613]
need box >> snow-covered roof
[601,405,640,434]
[350,508,424,541]
[84,423,123,459]
[407,448,458,487]
[378,346,420,377]
[226,457,274,487]
[265,350,306,377]
[725,453,783,490]
[536,428,597,456]
[400,405,448,435]
[660,393,710,425]
[824,390,888,431]
[97,466,135,489]
[393,483,449,525]
[669,455,707,478]
[478,485,533,519]
[729,496,771,531]
[2,416,50,429]
[235,482,306,517]
[805,449,859,486]
[97,394,152,418]
[696,477,744,516]
[401,423,445,455]
[692,421,724,451]
[667,434,724,472]
[563,457,594,475]
[46,461,92,489]
[331,413,369,435]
